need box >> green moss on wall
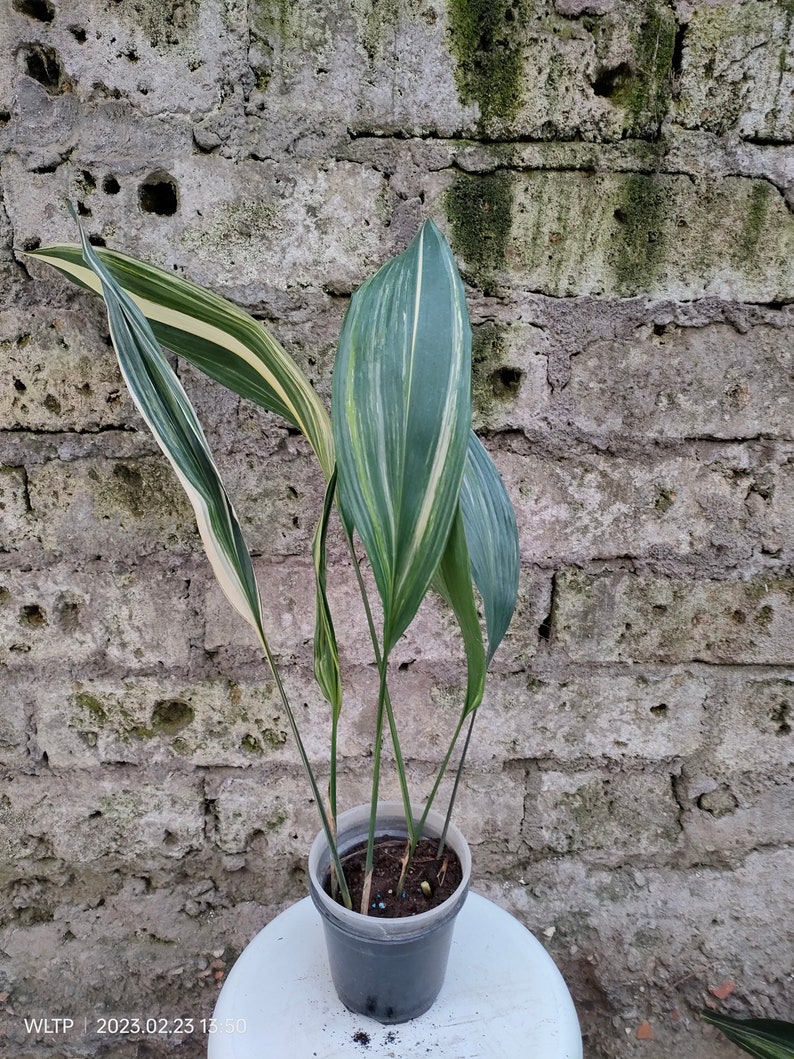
[447,0,528,130]
[623,6,677,135]
[444,170,515,294]
[610,173,668,294]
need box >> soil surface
[326,836,463,917]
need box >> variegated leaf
[460,431,520,661]
[332,220,472,655]
[61,227,268,640]
[313,471,342,719]
[29,243,335,479]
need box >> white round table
[208,892,582,1058]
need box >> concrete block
[676,1,794,141]
[14,155,391,303]
[28,455,197,560]
[503,447,757,566]
[679,769,794,859]
[479,668,708,763]
[0,565,195,671]
[0,772,205,867]
[715,673,794,771]
[525,767,681,856]
[567,320,794,442]
[0,307,133,433]
[555,570,794,664]
[0,464,33,550]
[440,169,794,300]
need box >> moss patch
[447,0,528,131]
[444,170,515,294]
[609,173,668,294]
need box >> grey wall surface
[1,1,793,1056]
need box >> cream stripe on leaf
[332,220,471,656]
[63,230,267,639]
[29,244,334,481]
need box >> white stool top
[208,892,582,1058]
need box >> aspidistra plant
[31,215,519,913]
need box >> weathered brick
[0,772,205,867]
[555,571,794,664]
[567,321,794,442]
[0,566,195,671]
[525,768,681,857]
[503,448,757,566]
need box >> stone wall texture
[1,0,793,1056]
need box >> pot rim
[308,800,471,940]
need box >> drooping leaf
[28,243,335,479]
[44,220,351,909]
[460,431,519,662]
[332,220,471,655]
[63,226,268,640]
[434,507,487,716]
[701,1012,794,1059]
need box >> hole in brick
[19,604,47,627]
[13,0,54,22]
[69,25,87,42]
[138,173,178,216]
[20,42,65,91]
[538,612,552,641]
[696,787,738,818]
[491,365,523,398]
[88,810,102,819]
[593,62,632,99]
[76,200,91,217]
[103,175,120,195]
[88,234,106,247]
[650,703,668,717]
[14,379,26,392]
[151,698,194,735]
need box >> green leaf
[313,470,342,719]
[460,432,519,662]
[434,507,487,716]
[57,227,269,644]
[28,243,335,480]
[702,1012,794,1059]
[332,220,472,655]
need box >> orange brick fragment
[637,1021,654,1040]
[709,980,735,1000]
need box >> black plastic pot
[308,801,471,1024]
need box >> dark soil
[325,836,463,917]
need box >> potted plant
[30,213,519,1023]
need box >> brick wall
[1,1,793,1056]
